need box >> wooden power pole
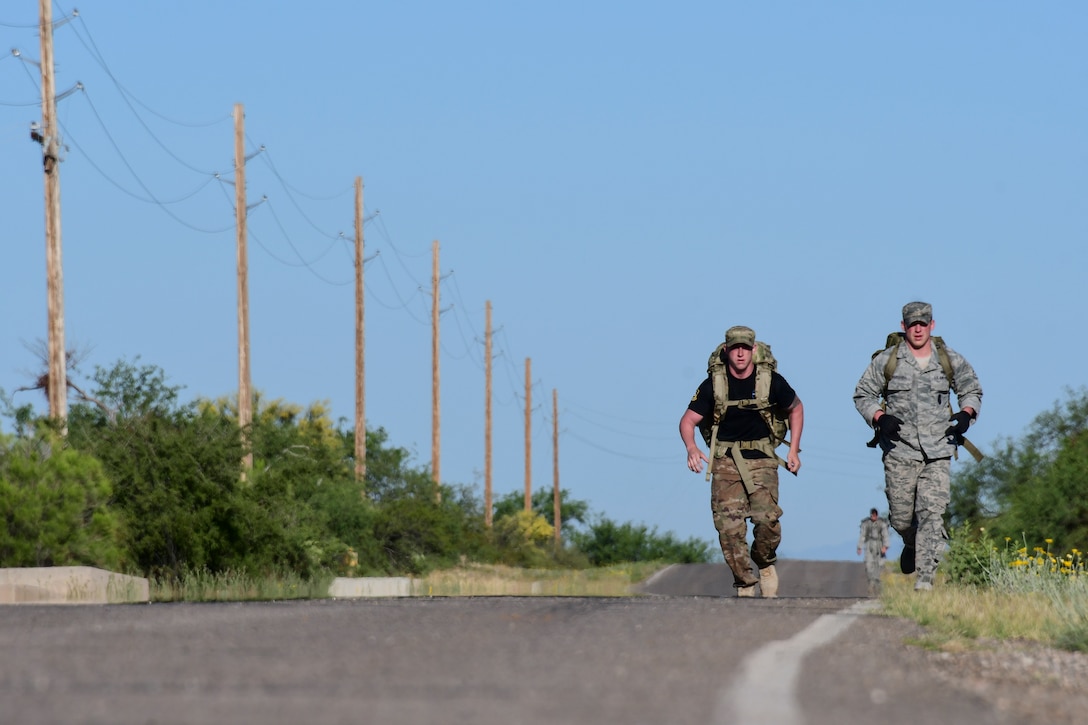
[484,300,493,528]
[234,103,253,473]
[524,357,532,512]
[431,240,441,502]
[553,388,560,547]
[354,176,366,484]
[39,0,67,426]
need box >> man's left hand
[946,410,973,437]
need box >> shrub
[0,428,126,570]
[569,516,713,566]
[493,510,555,568]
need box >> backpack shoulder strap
[878,332,903,385]
[751,341,775,406]
[931,336,954,387]
[707,342,730,426]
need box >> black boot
[900,544,916,574]
[900,517,918,575]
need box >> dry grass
[150,567,336,602]
[412,561,669,597]
[878,570,1061,649]
[149,562,671,601]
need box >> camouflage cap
[902,301,932,326]
[725,325,756,348]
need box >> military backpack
[698,339,792,482]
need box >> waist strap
[710,438,786,494]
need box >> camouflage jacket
[853,341,983,461]
[858,517,890,549]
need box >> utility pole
[38,0,67,427]
[484,300,493,528]
[234,103,253,474]
[431,240,441,502]
[524,357,532,512]
[354,176,366,485]
[553,388,560,548]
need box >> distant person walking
[679,326,804,598]
[857,508,890,596]
[853,301,982,591]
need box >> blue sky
[2,2,1086,561]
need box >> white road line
[638,563,678,591]
[714,600,879,725]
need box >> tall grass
[148,562,667,602]
[881,526,1088,652]
[150,567,336,602]
[413,561,667,597]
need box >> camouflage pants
[710,455,782,588]
[883,453,950,581]
[862,540,884,584]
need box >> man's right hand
[876,414,903,441]
[686,446,709,474]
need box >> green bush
[492,510,555,568]
[370,481,490,575]
[569,516,713,566]
[0,428,125,570]
[493,487,589,537]
[4,358,721,582]
[940,521,999,586]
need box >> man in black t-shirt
[679,325,804,598]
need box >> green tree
[492,487,589,534]
[949,387,1088,551]
[999,429,1088,550]
[568,516,713,566]
[66,359,252,578]
[233,395,367,575]
[0,427,125,569]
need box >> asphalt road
[637,558,870,598]
[0,561,1071,725]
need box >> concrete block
[328,577,414,598]
[0,566,150,605]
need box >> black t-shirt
[688,365,797,449]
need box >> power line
[3,7,577,466]
[64,6,230,131]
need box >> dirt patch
[881,616,1088,724]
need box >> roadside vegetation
[0,357,711,602]
[881,386,1088,653]
[411,561,667,598]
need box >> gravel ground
[893,620,1088,724]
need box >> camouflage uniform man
[857,508,890,596]
[853,301,982,591]
[680,326,804,598]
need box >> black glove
[875,414,902,441]
[946,410,973,438]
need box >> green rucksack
[699,339,791,483]
[868,332,983,461]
